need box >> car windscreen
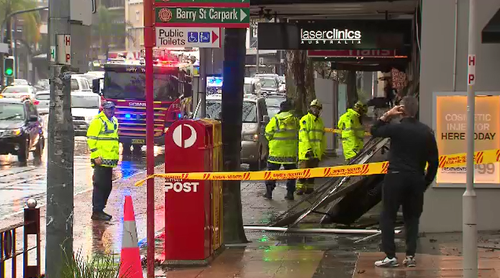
[2,87,29,94]
[206,100,257,123]
[103,71,180,101]
[0,103,25,120]
[35,93,50,100]
[257,78,277,88]
[265,97,285,108]
[72,94,100,109]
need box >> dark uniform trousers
[266,162,297,192]
[92,165,113,212]
[380,172,425,258]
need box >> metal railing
[0,199,41,278]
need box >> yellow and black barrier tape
[134,149,500,187]
[324,128,371,137]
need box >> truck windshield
[103,71,180,101]
[206,100,257,123]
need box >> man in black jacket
[371,96,439,268]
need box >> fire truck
[92,58,193,154]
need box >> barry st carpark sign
[154,0,250,28]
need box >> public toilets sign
[434,94,500,187]
[257,20,412,50]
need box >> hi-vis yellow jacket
[86,111,119,168]
[338,108,364,160]
[265,111,299,164]
[299,113,326,161]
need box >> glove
[306,151,314,159]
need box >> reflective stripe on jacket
[86,111,119,168]
[338,108,364,160]
[298,113,326,161]
[265,111,299,164]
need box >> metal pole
[199,48,207,118]
[143,0,155,276]
[46,0,74,275]
[463,0,478,276]
[255,40,259,75]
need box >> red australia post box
[164,119,214,262]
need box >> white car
[34,91,50,114]
[1,85,36,100]
[71,91,101,136]
[13,79,30,86]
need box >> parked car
[194,94,270,170]
[13,79,30,86]
[1,85,36,100]
[71,91,101,136]
[34,79,50,91]
[34,91,50,114]
[265,95,286,118]
[254,75,280,96]
[0,98,44,165]
[71,75,93,93]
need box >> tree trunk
[221,28,248,244]
[305,57,316,107]
[346,70,358,109]
[286,50,316,117]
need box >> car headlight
[242,134,259,142]
[3,128,22,137]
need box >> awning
[482,8,500,43]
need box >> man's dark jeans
[92,165,113,212]
[265,162,297,192]
[380,172,425,258]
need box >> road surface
[0,136,165,219]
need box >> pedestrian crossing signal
[4,57,14,77]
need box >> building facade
[420,0,500,232]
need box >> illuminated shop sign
[435,95,500,186]
[300,28,362,45]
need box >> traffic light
[4,57,14,77]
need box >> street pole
[143,0,155,276]
[46,0,74,276]
[463,0,478,277]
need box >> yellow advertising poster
[436,95,500,184]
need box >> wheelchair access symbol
[200,32,210,43]
[187,32,199,43]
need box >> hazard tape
[324,128,371,137]
[134,149,500,186]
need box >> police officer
[338,101,368,163]
[297,99,326,195]
[87,101,120,221]
[371,96,439,268]
[264,100,299,200]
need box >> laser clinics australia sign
[435,95,500,185]
[300,28,362,45]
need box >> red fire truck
[92,59,192,154]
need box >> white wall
[420,0,500,232]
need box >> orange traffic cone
[119,196,143,278]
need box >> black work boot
[91,211,112,221]
[263,185,273,199]
[285,191,294,201]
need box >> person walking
[264,100,299,200]
[338,101,368,163]
[87,101,120,221]
[297,99,326,195]
[371,96,439,268]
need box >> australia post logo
[172,123,197,148]
[165,181,199,193]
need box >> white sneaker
[374,257,399,268]
[403,256,416,267]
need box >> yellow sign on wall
[436,95,500,184]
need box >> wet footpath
[2,156,500,277]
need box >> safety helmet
[354,101,368,114]
[310,99,322,109]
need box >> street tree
[92,5,133,59]
[0,0,41,44]
[285,50,316,117]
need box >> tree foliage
[0,0,41,44]
[92,5,133,58]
